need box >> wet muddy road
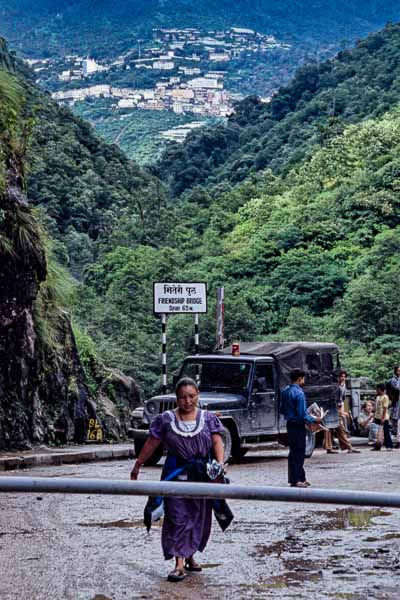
[1,447,400,599]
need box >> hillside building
[82,58,104,76]
[52,84,111,102]
[117,98,137,108]
[188,77,222,89]
[209,52,230,62]
[153,60,175,70]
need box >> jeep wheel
[134,439,164,466]
[220,426,233,463]
[305,429,316,458]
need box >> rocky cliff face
[0,164,87,448]
[0,166,141,449]
[0,51,140,449]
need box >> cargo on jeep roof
[218,341,340,386]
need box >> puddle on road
[299,508,391,532]
[253,536,307,557]
[333,594,369,600]
[365,532,400,542]
[327,508,391,530]
[78,518,161,529]
[283,558,320,572]
[261,570,323,589]
[92,596,112,600]
[0,528,56,537]
[251,507,396,591]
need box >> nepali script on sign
[154,282,207,314]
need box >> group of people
[282,365,400,488]
[322,370,361,455]
[129,365,400,582]
[360,365,400,450]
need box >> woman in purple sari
[130,377,225,582]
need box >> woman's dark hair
[377,383,386,393]
[175,377,199,395]
[394,365,400,373]
[290,368,305,383]
[339,370,347,377]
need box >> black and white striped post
[161,313,167,394]
[194,313,200,383]
[194,313,199,355]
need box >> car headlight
[146,401,157,414]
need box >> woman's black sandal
[167,568,187,582]
[184,559,202,572]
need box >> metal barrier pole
[0,477,400,508]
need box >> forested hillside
[2,0,400,56]
[73,25,400,391]
[155,24,400,195]
[76,108,400,389]
[2,21,400,407]
[12,57,167,277]
[0,0,400,55]
[0,38,149,447]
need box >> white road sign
[154,282,207,314]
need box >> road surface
[1,447,400,599]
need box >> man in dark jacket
[281,368,321,488]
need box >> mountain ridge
[2,0,400,55]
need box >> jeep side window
[321,353,333,372]
[306,353,321,372]
[306,353,321,383]
[254,364,274,392]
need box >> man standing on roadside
[280,368,322,488]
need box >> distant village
[28,27,288,140]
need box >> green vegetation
[21,83,167,277]
[74,107,400,391]
[73,101,204,164]
[2,20,400,399]
[155,24,400,195]
[2,0,400,56]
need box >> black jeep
[130,341,341,464]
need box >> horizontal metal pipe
[0,476,400,508]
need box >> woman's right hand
[130,461,141,480]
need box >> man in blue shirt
[280,368,321,488]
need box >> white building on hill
[82,58,104,76]
[188,77,222,90]
[153,60,175,70]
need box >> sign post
[153,282,207,393]
[161,313,167,394]
[216,287,225,350]
[194,313,199,355]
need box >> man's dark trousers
[287,421,306,484]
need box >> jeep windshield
[179,360,251,392]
